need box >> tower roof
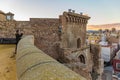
[6,12,14,15]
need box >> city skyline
[0,0,120,25]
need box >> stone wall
[0,18,60,59]
[58,47,92,80]
[0,21,16,38]
[90,44,104,80]
[0,13,6,21]
[30,18,60,59]
[16,21,32,35]
[0,21,33,38]
[90,44,101,71]
[16,35,86,80]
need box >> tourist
[15,30,23,54]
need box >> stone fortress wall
[0,21,16,38]
[0,10,104,80]
[0,14,6,21]
[16,35,86,80]
[0,18,60,59]
[58,11,93,80]
[30,18,60,59]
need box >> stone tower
[58,10,92,79]
[0,10,14,21]
[59,11,90,48]
[6,12,14,21]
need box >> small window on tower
[77,38,81,48]
[6,15,11,20]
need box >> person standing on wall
[15,30,23,54]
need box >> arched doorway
[77,38,81,48]
[79,55,85,64]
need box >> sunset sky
[0,0,120,25]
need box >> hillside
[87,23,120,30]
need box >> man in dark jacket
[15,30,23,54]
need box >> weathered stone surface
[0,11,6,21]
[0,11,101,80]
[16,35,86,80]
[58,12,92,80]
[31,18,60,59]
[59,12,90,48]
[0,18,60,59]
[90,44,104,80]
[90,44,101,71]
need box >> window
[79,55,85,64]
[116,63,120,70]
[6,15,11,20]
[77,38,81,48]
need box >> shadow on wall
[0,38,16,44]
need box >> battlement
[63,11,90,19]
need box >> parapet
[63,11,90,19]
[16,35,86,80]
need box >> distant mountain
[87,23,120,30]
[87,30,98,33]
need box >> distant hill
[87,23,120,30]
[87,30,98,33]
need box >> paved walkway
[0,45,16,80]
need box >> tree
[98,29,102,33]
[105,29,109,32]
[111,28,116,33]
